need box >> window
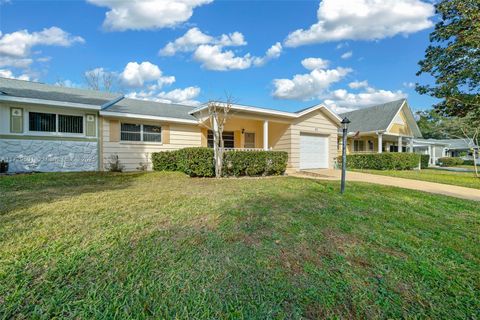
[207,130,234,148]
[29,112,56,132]
[121,123,161,142]
[368,140,374,152]
[244,132,255,148]
[353,140,365,152]
[59,115,83,133]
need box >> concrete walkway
[292,169,480,202]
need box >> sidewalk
[292,169,480,202]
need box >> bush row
[438,157,464,167]
[152,147,288,177]
[338,153,420,170]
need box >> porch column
[377,134,383,153]
[263,120,269,150]
[428,145,433,164]
[398,136,403,152]
[409,138,414,153]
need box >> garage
[299,133,329,169]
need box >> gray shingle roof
[106,98,197,121]
[0,77,122,106]
[339,99,406,133]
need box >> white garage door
[300,133,329,169]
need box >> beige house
[0,77,341,172]
[338,99,423,155]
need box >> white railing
[224,147,265,151]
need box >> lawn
[354,168,480,189]
[1,172,479,319]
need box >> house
[338,99,423,154]
[413,138,479,165]
[0,77,341,172]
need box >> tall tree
[416,109,472,139]
[84,68,116,92]
[416,0,480,119]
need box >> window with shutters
[121,123,161,142]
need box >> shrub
[152,151,178,171]
[152,148,288,177]
[463,160,475,166]
[438,157,464,167]
[420,154,430,169]
[108,155,124,172]
[223,150,288,177]
[338,153,420,170]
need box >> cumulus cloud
[159,27,246,56]
[324,86,406,113]
[348,80,369,89]
[0,68,30,80]
[301,57,330,70]
[87,0,213,31]
[126,86,201,106]
[0,27,84,58]
[284,0,434,47]
[160,27,281,71]
[341,51,352,59]
[272,58,351,100]
[120,61,175,88]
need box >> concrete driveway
[294,169,480,202]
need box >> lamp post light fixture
[340,117,350,194]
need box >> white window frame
[120,123,162,143]
[27,111,85,137]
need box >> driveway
[294,169,480,202]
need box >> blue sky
[0,0,438,113]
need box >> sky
[0,0,439,114]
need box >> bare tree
[84,68,116,92]
[207,96,234,178]
[460,127,479,178]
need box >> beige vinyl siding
[102,118,202,171]
[270,124,293,168]
[291,110,339,169]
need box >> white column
[398,136,403,152]
[377,134,383,153]
[428,145,432,164]
[409,138,414,153]
[263,120,269,150]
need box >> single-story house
[0,77,342,172]
[413,138,479,165]
[338,99,423,154]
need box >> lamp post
[340,117,350,194]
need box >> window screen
[121,123,141,141]
[59,115,83,134]
[29,112,56,132]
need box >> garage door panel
[300,133,329,169]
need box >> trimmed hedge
[152,147,288,177]
[438,157,464,167]
[223,150,288,177]
[338,153,420,170]
[420,154,430,169]
[463,160,475,166]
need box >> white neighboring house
[413,138,479,165]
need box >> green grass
[354,168,480,189]
[1,172,479,319]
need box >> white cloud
[341,51,353,59]
[0,56,33,69]
[0,68,30,80]
[193,45,252,71]
[159,27,246,56]
[87,0,213,31]
[120,61,175,88]
[0,27,84,58]
[403,81,415,88]
[284,0,434,47]
[126,86,201,106]
[272,59,351,100]
[301,57,330,70]
[160,27,281,70]
[324,86,406,113]
[348,80,369,89]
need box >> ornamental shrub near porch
[152,147,288,177]
[338,153,421,170]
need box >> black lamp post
[340,117,350,194]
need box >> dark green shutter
[10,108,23,133]
[86,114,96,137]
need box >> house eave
[99,110,199,124]
[0,95,102,110]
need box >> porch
[340,133,415,155]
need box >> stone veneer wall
[0,139,98,172]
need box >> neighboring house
[338,99,423,154]
[0,77,341,172]
[413,138,479,165]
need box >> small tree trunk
[473,150,479,178]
